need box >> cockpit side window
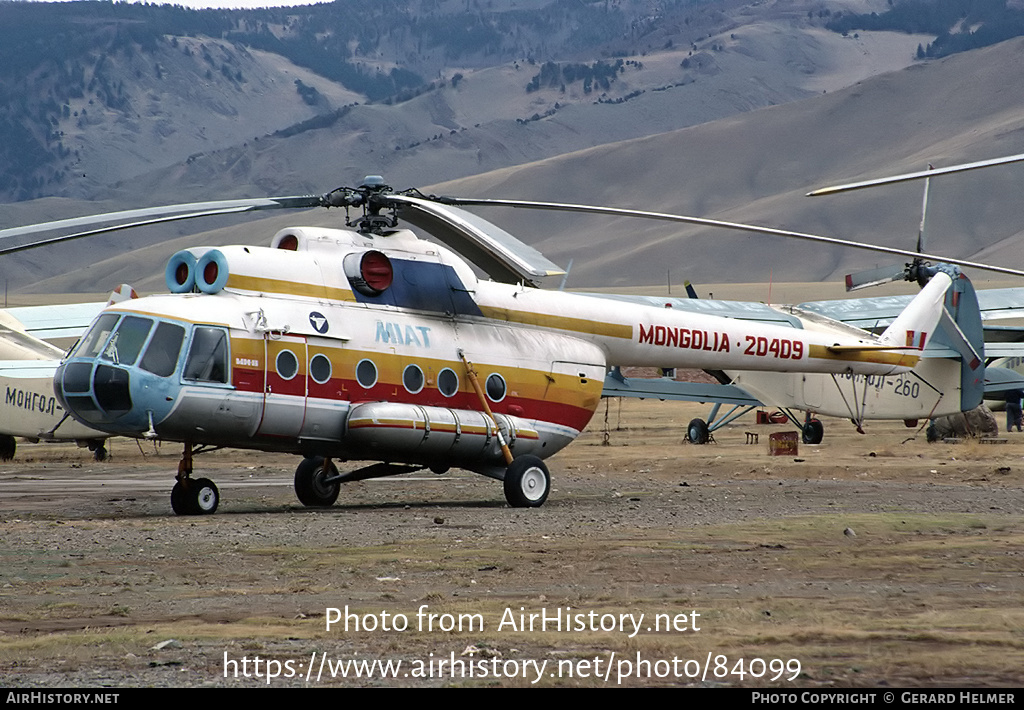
[183,327,229,384]
[140,322,186,377]
[73,314,120,359]
[100,316,153,366]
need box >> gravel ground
[1,399,1022,687]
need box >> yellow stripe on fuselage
[478,306,632,339]
[808,344,921,368]
[226,274,356,302]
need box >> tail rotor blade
[844,264,908,292]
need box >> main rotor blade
[0,195,323,247]
[387,195,565,285]
[439,197,1024,279]
[807,153,1024,196]
[917,164,932,255]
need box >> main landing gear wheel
[686,418,710,444]
[88,440,108,462]
[294,456,340,507]
[0,435,15,461]
[170,477,220,515]
[802,419,824,445]
[503,455,550,508]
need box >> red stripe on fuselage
[232,366,595,432]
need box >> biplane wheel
[503,455,550,508]
[294,456,340,507]
[170,478,220,515]
[0,435,15,461]
[802,419,824,445]
[686,418,710,444]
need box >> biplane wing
[1,302,106,342]
[799,287,1024,333]
[602,367,762,406]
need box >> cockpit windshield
[73,313,120,359]
[71,314,188,379]
[100,316,153,366]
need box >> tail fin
[877,271,952,350]
[933,271,986,410]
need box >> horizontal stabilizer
[826,344,922,353]
[983,366,1024,396]
[937,309,982,370]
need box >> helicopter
[5,173,1024,515]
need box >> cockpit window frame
[71,313,121,360]
[139,321,187,378]
[182,325,231,386]
[99,315,153,367]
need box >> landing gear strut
[170,444,220,515]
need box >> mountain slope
[15,36,1024,296]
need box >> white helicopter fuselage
[53,225,947,477]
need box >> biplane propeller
[3,165,1024,515]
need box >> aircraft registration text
[743,336,803,360]
[638,325,731,353]
[836,372,921,398]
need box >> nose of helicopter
[54,312,191,436]
[55,359,169,434]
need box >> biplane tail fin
[934,271,986,410]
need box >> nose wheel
[170,443,220,515]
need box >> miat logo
[309,311,329,334]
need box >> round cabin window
[309,353,332,384]
[485,373,507,402]
[276,349,299,380]
[437,368,459,397]
[403,364,424,394]
[356,359,378,389]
